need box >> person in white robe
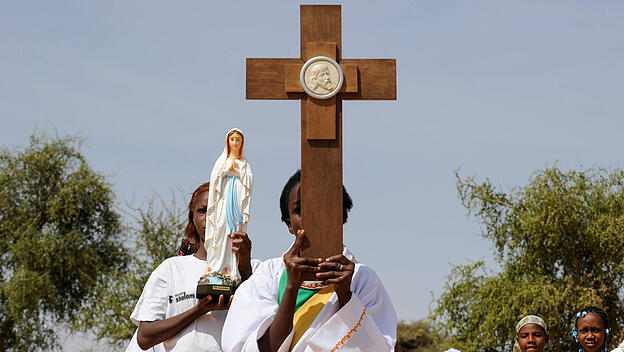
[222,170,397,352]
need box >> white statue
[198,128,253,291]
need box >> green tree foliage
[396,319,447,352]
[0,133,127,351]
[73,195,185,347]
[433,167,624,351]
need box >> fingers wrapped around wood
[286,256,322,272]
[318,255,354,271]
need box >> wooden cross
[246,5,396,263]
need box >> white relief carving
[305,62,339,94]
[300,56,344,100]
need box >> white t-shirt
[125,329,165,352]
[130,255,259,352]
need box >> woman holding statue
[128,128,256,352]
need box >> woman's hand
[317,254,355,308]
[283,229,321,289]
[137,295,232,349]
[231,232,253,281]
[197,294,233,315]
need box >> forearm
[137,305,205,349]
[239,257,253,282]
[259,285,298,352]
[336,289,352,308]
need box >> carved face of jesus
[577,313,607,352]
[309,64,333,93]
[517,324,548,352]
[228,132,243,158]
[192,190,209,242]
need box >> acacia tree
[433,167,624,351]
[0,133,127,351]
[396,320,447,352]
[74,195,185,347]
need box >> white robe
[221,249,397,352]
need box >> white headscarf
[513,315,548,352]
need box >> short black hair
[279,169,353,225]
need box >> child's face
[577,312,606,352]
[286,183,301,234]
[517,324,547,352]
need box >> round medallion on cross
[300,56,344,99]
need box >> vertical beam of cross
[246,5,396,267]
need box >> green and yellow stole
[278,270,334,350]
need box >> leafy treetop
[0,133,127,351]
[433,167,624,351]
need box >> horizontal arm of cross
[246,58,396,101]
[246,58,304,100]
[339,59,396,100]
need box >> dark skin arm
[137,294,232,349]
[138,231,253,349]
[231,231,253,281]
[258,230,321,352]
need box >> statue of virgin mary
[199,128,253,290]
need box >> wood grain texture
[339,59,396,100]
[285,63,304,92]
[306,96,336,140]
[300,95,343,268]
[246,58,304,99]
[308,42,337,60]
[301,5,342,61]
[244,6,396,271]
[339,63,358,93]
[299,5,344,269]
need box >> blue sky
[2,0,623,348]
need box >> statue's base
[196,281,236,302]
